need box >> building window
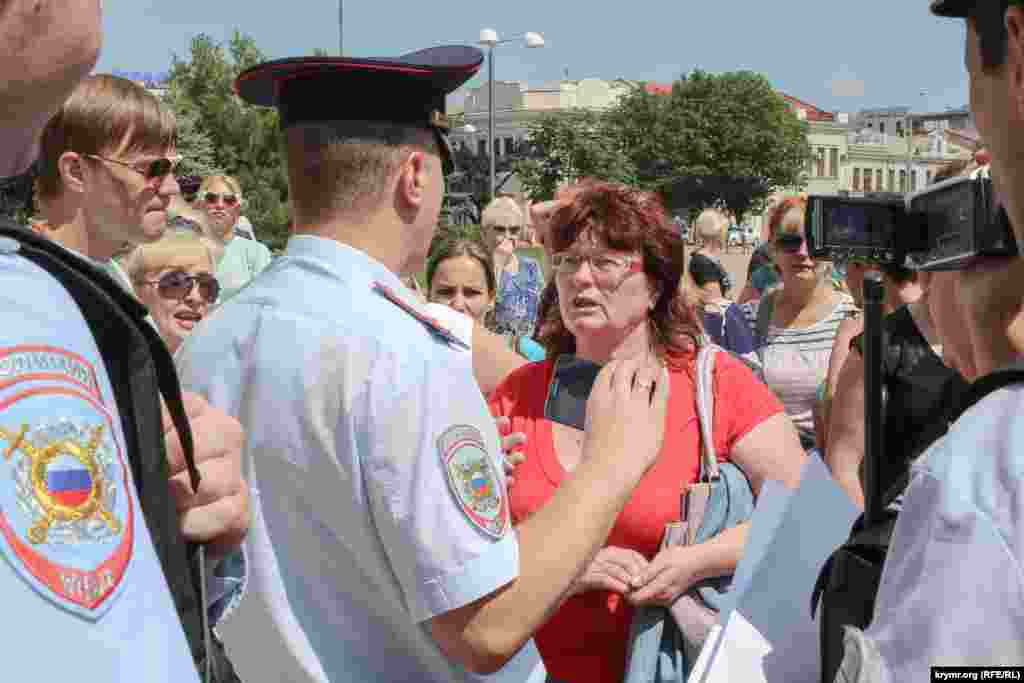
[888,169,895,191]
[494,138,501,157]
[911,170,917,191]
[896,120,904,137]
[880,122,886,135]
[853,168,861,191]
[816,148,826,177]
[477,139,486,156]
[875,169,883,192]
[899,170,907,192]
[505,137,516,154]
[927,170,933,185]
[864,169,873,193]
[829,148,838,178]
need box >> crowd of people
[1,0,1023,682]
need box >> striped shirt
[741,293,858,443]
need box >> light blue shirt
[865,384,1024,678]
[176,234,543,683]
[0,238,200,681]
[215,235,273,303]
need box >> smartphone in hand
[543,355,603,431]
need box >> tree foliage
[512,110,637,201]
[163,32,290,250]
[171,107,222,180]
[606,70,811,220]
[448,145,526,214]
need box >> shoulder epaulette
[372,281,470,350]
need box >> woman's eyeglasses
[84,154,180,183]
[203,192,240,208]
[490,224,521,239]
[140,270,220,303]
[551,250,643,287]
[774,233,806,254]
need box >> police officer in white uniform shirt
[0,2,248,681]
[176,46,671,682]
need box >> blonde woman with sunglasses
[125,229,223,353]
[198,174,272,302]
[738,196,858,451]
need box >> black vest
[0,222,239,683]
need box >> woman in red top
[489,182,806,683]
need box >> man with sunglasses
[175,47,670,683]
[0,30,247,681]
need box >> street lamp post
[338,0,343,55]
[478,29,545,200]
[905,90,927,193]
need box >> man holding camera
[834,2,1024,678]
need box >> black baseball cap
[234,46,484,174]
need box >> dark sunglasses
[141,270,220,303]
[774,232,806,253]
[203,192,240,207]
[84,154,179,182]
[491,225,522,237]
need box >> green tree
[172,107,221,180]
[606,70,811,220]
[512,109,636,201]
[448,145,493,212]
[163,32,291,250]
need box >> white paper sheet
[692,456,859,683]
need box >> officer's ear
[395,148,434,212]
[58,151,88,194]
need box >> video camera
[805,170,1018,270]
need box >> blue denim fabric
[623,462,755,683]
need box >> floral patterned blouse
[488,255,545,340]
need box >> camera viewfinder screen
[822,203,900,249]
[912,180,974,250]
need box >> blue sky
[98,1,970,115]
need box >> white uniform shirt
[176,235,543,683]
[0,238,200,681]
[864,384,1024,679]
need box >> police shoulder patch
[437,424,508,540]
[0,345,133,620]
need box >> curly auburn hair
[535,181,700,368]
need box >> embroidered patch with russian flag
[0,346,133,620]
[437,424,508,540]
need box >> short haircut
[425,236,497,296]
[970,1,1013,72]
[694,208,728,244]
[284,120,437,221]
[123,229,222,283]
[36,74,176,201]
[481,197,524,229]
